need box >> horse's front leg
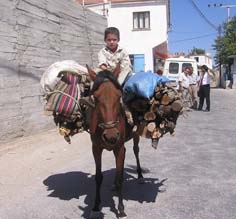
[114,145,126,218]
[90,144,103,217]
[133,134,144,180]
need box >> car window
[169,63,179,74]
[182,63,192,72]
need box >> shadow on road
[43,167,167,219]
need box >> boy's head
[104,27,120,52]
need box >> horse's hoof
[137,177,145,184]
[118,212,127,219]
[89,210,101,219]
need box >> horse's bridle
[98,120,119,129]
[93,79,121,130]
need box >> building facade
[189,54,213,70]
[77,0,170,72]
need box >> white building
[77,0,170,72]
[189,53,213,70]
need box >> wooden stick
[171,100,183,112]
[147,122,156,132]
[152,128,162,138]
[150,101,159,113]
[161,93,170,105]
[144,111,156,121]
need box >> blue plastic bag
[123,72,169,103]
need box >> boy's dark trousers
[198,84,210,111]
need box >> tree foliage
[190,47,205,55]
[213,16,236,65]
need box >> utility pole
[208,3,236,87]
[208,4,236,23]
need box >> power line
[208,4,236,23]
[169,32,217,44]
[189,0,218,31]
[171,31,209,34]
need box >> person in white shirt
[187,66,198,109]
[197,65,211,111]
[178,67,190,102]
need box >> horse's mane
[90,70,122,94]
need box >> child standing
[98,27,133,86]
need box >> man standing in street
[197,65,212,112]
[188,66,198,109]
[178,66,190,102]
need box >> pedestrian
[156,67,163,76]
[97,26,133,86]
[187,66,198,109]
[178,66,190,104]
[197,65,212,111]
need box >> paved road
[0,89,236,219]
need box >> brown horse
[86,65,143,218]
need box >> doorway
[129,54,145,73]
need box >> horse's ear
[113,62,121,78]
[86,64,96,81]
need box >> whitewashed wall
[189,55,213,70]
[109,4,168,71]
[86,1,169,72]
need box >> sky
[168,0,236,59]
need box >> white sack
[40,60,88,92]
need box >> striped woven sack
[44,80,68,113]
[45,73,80,117]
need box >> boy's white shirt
[98,45,132,85]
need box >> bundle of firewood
[129,82,183,148]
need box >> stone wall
[0,0,107,143]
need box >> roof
[166,57,197,62]
[189,54,212,59]
[76,0,171,30]
[76,0,165,5]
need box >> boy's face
[105,33,119,52]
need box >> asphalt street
[0,88,236,219]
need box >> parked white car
[163,57,198,86]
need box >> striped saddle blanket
[44,72,81,118]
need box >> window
[182,63,193,72]
[169,63,179,74]
[194,57,199,62]
[129,54,145,72]
[133,11,150,30]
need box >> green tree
[190,47,205,55]
[213,16,236,65]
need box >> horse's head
[86,65,124,149]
